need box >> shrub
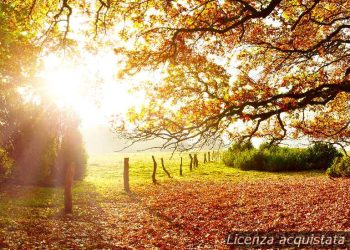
[37,137,60,185]
[61,128,87,181]
[0,147,14,182]
[262,147,309,171]
[73,139,88,181]
[222,149,236,167]
[51,127,88,185]
[229,141,254,152]
[258,142,278,151]
[327,157,350,178]
[305,142,342,170]
[223,142,341,172]
[230,149,265,171]
[223,141,254,167]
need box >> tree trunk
[208,152,211,162]
[204,153,207,163]
[123,157,130,193]
[64,162,75,214]
[180,157,183,176]
[189,154,193,171]
[152,155,157,184]
[161,158,172,178]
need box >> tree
[0,1,40,146]
[110,0,350,151]
[0,2,39,84]
[5,1,350,151]
[0,2,87,184]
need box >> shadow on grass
[0,180,108,221]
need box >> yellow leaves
[133,21,142,29]
[127,107,137,123]
[103,0,350,147]
[323,3,337,12]
[282,11,291,22]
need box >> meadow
[0,152,349,249]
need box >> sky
[35,8,253,155]
[37,49,148,154]
[39,50,145,125]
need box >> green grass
[0,151,324,222]
[0,151,331,248]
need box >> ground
[0,152,349,249]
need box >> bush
[262,147,309,171]
[229,149,265,171]
[61,127,87,181]
[305,142,342,170]
[37,137,60,185]
[327,157,350,178]
[50,126,87,186]
[72,138,88,181]
[223,141,254,167]
[229,141,254,152]
[0,148,14,182]
[224,145,307,171]
[223,142,341,172]
[222,149,236,167]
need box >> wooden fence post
[189,154,193,171]
[161,158,172,178]
[194,153,199,168]
[180,157,183,176]
[152,156,157,184]
[124,157,130,193]
[64,162,75,214]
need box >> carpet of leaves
[1,176,350,249]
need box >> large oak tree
[10,0,350,151]
[112,0,350,150]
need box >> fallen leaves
[0,175,350,249]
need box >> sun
[39,53,145,128]
[43,67,83,108]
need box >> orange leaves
[241,114,251,122]
[134,177,350,247]
[2,164,350,248]
[109,0,350,147]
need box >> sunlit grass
[84,151,324,196]
[0,152,329,249]
[0,151,324,223]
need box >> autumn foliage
[110,0,350,149]
[2,1,350,149]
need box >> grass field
[0,152,350,249]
